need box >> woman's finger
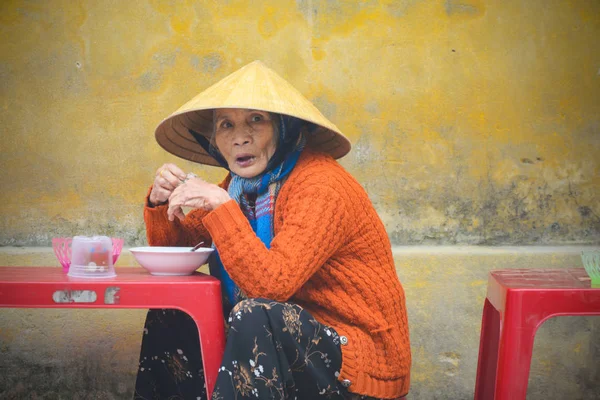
[150,175,176,204]
[158,169,183,189]
[158,164,186,181]
[172,206,186,222]
[166,190,183,218]
[150,164,190,207]
[167,197,186,221]
[149,184,172,205]
[168,163,187,180]
[167,186,203,220]
[157,176,176,191]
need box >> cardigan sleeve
[202,180,349,301]
[143,175,232,247]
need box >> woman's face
[213,108,278,178]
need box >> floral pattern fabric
[213,298,345,400]
[134,300,398,400]
[134,309,206,400]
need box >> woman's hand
[149,164,187,206]
[167,178,231,221]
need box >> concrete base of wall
[1,246,599,399]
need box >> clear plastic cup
[68,236,117,278]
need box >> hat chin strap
[188,129,229,169]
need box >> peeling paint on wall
[52,290,98,304]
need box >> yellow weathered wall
[1,0,600,399]
[0,0,598,246]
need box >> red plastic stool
[0,266,225,398]
[474,268,600,400]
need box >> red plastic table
[474,268,600,400]
[0,266,225,398]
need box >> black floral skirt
[134,298,392,400]
[134,308,206,399]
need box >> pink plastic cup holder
[52,237,72,273]
[52,237,124,274]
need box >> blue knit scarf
[208,115,306,311]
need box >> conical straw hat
[155,60,351,166]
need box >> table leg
[184,289,226,399]
[494,316,537,400]
[495,325,535,400]
[474,298,501,400]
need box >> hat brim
[154,61,352,166]
[155,108,351,167]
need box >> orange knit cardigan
[144,149,411,398]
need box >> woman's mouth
[235,154,256,167]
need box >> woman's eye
[250,115,263,122]
[220,121,232,129]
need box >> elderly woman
[134,61,410,400]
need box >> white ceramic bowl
[129,247,214,276]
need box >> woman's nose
[232,125,252,145]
